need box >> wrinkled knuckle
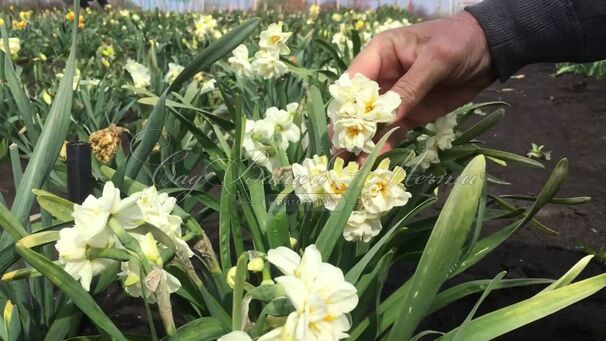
[426,43,451,61]
[392,80,417,102]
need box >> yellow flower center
[330,182,348,195]
[270,35,282,44]
[346,125,362,137]
[364,101,375,113]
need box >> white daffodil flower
[137,186,193,257]
[309,4,320,18]
[194,15,219,39]
[343,210,382,242]
[201,79,217,92]
[328,73,401,154]
[73,181,143,248]
[332,117,377,154]
[164,62,184,84]
[124,59,151,88]
[259,22,292,55]
[55,227,115,292]
[292,155,329,203]
[355,86,401,123]
[323,158,359,210]
[265,106,301,149]
[118,233,181,303]
[416,112,458,169]
[218,331,253,341]
[0,37,20,56]
[251,49,289,79]
[243,119,280,172]
[426,112,458,150]
[228,44,253,77]
[361,158,411,214]
[262,245,358,341]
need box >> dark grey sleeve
[465,0,606,81]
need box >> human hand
[345,11,496,160]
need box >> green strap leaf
[33,189,75,222]
[438,274,606,341]
[9,8,79,227]
[166,317,228,341]
[388,155,486,341]
[305,85,330,156]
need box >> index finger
[346,41,382,80]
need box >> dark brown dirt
[393,63,606,341]
[477,63,606,250]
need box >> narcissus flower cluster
[229,22,292,80]
[244,103,301,172]
[55,182,191,300]
[194,14,221,40]
[291,156,411,242]
[219,245,358,341]
[328,73,401,154]
[416,112,458,169]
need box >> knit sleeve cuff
[466,0,582,82]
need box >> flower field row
[0,4,603,341]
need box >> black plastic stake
[67,142,93,204]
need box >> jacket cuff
[466,0,582,81]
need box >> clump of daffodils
[332,24,353,53]
[55,182,192,299]
[89,124,127,163]
[309,4,320,18]
[0,37,20,58]
[243,103,301,172]
[229,22,292,80]
[97,43,115,68]
[292,156,411,242]
[194,15,221,40]
[124,59,151,88]
[328,73,401,154]
[415,112,458,169]
[372,17,411,35]
[65,10,85,28]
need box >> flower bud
[226,266,237,289]
[247,257,264,273]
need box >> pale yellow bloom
[261,245,358,341]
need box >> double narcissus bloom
[416,112,458,169]
[309,4,320,18]
[164,62,185,84]
[244,103,301,172]
[55,227,115,292]
[55,182,191,300]
[228,44,253,77]
[194,15,221,40]
[328,73,401,154]
[250,22,292,79]
[124,59,151,88]
[0,38,20,58]
[259,22,292,55]
[259,245,358,340]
